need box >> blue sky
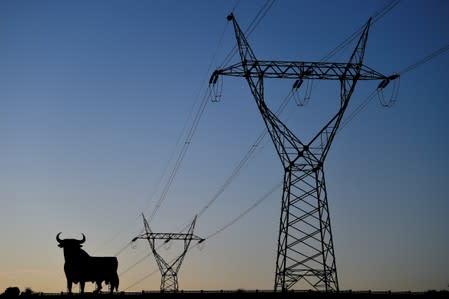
[0,0,448,293]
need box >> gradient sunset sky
[1,0,449,293]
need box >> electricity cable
[219,0,277,68]
[196,90,292,220]
[204,181,282,240]
[124,0,412,289]
[116,0,399,274]
[321,0,400,62]
[101,6,234,255]
[144,1,256,224]
[398,43,449,75]
[120,89,292,272]
[120,253,151,277]
[123,268,159,291]
[166,0,279,227]
[123,179,282,291]
[340,42,449,130]
[147,90,209,223]
[191,0,401,224]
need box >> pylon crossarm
[132,214,204,292]
[208,17,393,169]
[212,60,388,81]
[135,232,203,241]
[225,14,386,82]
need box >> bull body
[57,233,119,294]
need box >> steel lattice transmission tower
[132,214,204,292]
[209,14,398,292]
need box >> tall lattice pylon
[132,214,204,292]
[209,14,398,292]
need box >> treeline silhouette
[1,287,36,296]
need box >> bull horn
[56,232,63,243]
[79,233,86,244]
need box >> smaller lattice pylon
[132,214,204,292]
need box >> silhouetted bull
[56,233,119,294]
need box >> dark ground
[4,290,448,299]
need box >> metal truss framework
[133,214,204,292]
[209,14,398,292]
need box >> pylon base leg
[275,166,338,292]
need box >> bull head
[56,232,86,248]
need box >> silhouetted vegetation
[21,288,34,296]
[1,287,20,296]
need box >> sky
[1,0,449,293]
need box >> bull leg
[79,281,85,294]
[66,280,72,294]
[95,281,102,293]
[112,274,119,293]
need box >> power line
[118,89,292,281]
[120,241,168,277]
[141,22,232,222]
[231,0,242,13]
[105,1,250,263]
[101,5,235,256]
[372,0,400,24]
[244,0,277,38]
[144,0,278,231]
[116,0,399,279]
[321,0,400,62]
[109,88,209,255]
[196,91,292,220]
[219,0,277,68]
[147,90,209,223]
[114,240,135,257]
[122,1,449,291]
[123,180,281,291]
[119,90,292,277]
[146,0,278,224]
[144,1,261,224]
[339,89,378,132]
[123,268,159,291]
[398,43,449,75]
[119,0,402,287]
[122,93,302,288]
[204,181,282,240]
[340,42,449,130]
[120,253,151,277]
